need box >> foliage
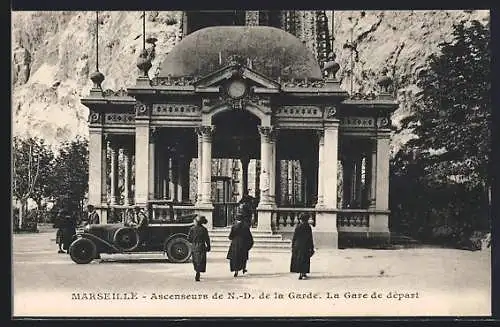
[12,136,54,229]
[391,20,491,243]
[398,20,490,189]
[50,137,89,214]
[12,136,89,229]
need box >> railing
[272,207,317,232]
[337,210,369,231]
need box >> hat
[299,213,310,223]
[196,216,208,225]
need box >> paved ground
[12,229,491,317]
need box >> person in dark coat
[227,214,254,277]
[54,210,65,254]
[87,205,100,225]
[187,216,211,282]
[60,210,77,253]
[290,213,315,280]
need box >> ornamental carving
[349,92,377,100]
[340,117,376,128]
[196,125,215,138]
[337,214,369,227]
[134,102,150,116]
[88,111,101,124]
[152,104,200,115]
[258,126,276,141]
[104,113,135,124]
[377,117,390,128]
[281,79,325,88]
[276,106,321,117]
[151,76,195,86]
[326,106,337,118]
[102,88,129,97]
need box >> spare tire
[69,238,97,264]
[113,227,140,251]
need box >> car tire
[113,227,139,251]
[164,236,192,263]
[69,238,97,264]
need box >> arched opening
[211,109,261,227]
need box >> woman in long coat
[290,213,315,280]
[187,216,211,281]
[227,214,253,277]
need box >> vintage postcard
[11,10,491,317]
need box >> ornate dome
[158,26,323,80]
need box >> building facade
[81,11,398,248]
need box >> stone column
[172,156,179,202]
[369,140,377,208]
[200,126,214,204]
[148,131,156,201]
[323,123,339,208]
[195,126,214,230]
[269,130,277,205]
[257,126,274,232]
[101,140,108,204]
[196,129,203,204]
[314,121,339,248]
[369,132,391,237]
[123,145,132,206]
[88,128,107,223]
[241,156,250,197]
[315,130,325,208]
[109,141,119,205]
[257,126,273,208]
[134,121,150,206]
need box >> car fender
[78,233,122,253]
[163,233,189,250]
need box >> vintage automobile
[68,202,196,264]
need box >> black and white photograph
[11,10,491,317]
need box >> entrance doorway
[212,176,238,227]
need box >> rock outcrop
[12,10,489,150]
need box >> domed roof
[158,26,323,80]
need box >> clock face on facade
[227,80,247,99]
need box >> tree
[392,20,491,240]
[399,19,490,190]
[12,137,54,229]
[50,137,89,217]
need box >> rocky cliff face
[12,10,489,151]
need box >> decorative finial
[90,71,105,89]
[136,13,157,78]
[378,68,393,93]
[323,52,340,80]
[90,11,104,91]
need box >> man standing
[87,205,100,225]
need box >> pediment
[193,64,281,91]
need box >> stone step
[209,234,285,241]
[210,239,291,246]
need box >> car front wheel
[69,238,97,264]
[164,237,191,263]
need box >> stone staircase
[208,228,292,253]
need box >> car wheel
[164,237,192,263]
[113,227,139,251]
[69,238,97,264]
